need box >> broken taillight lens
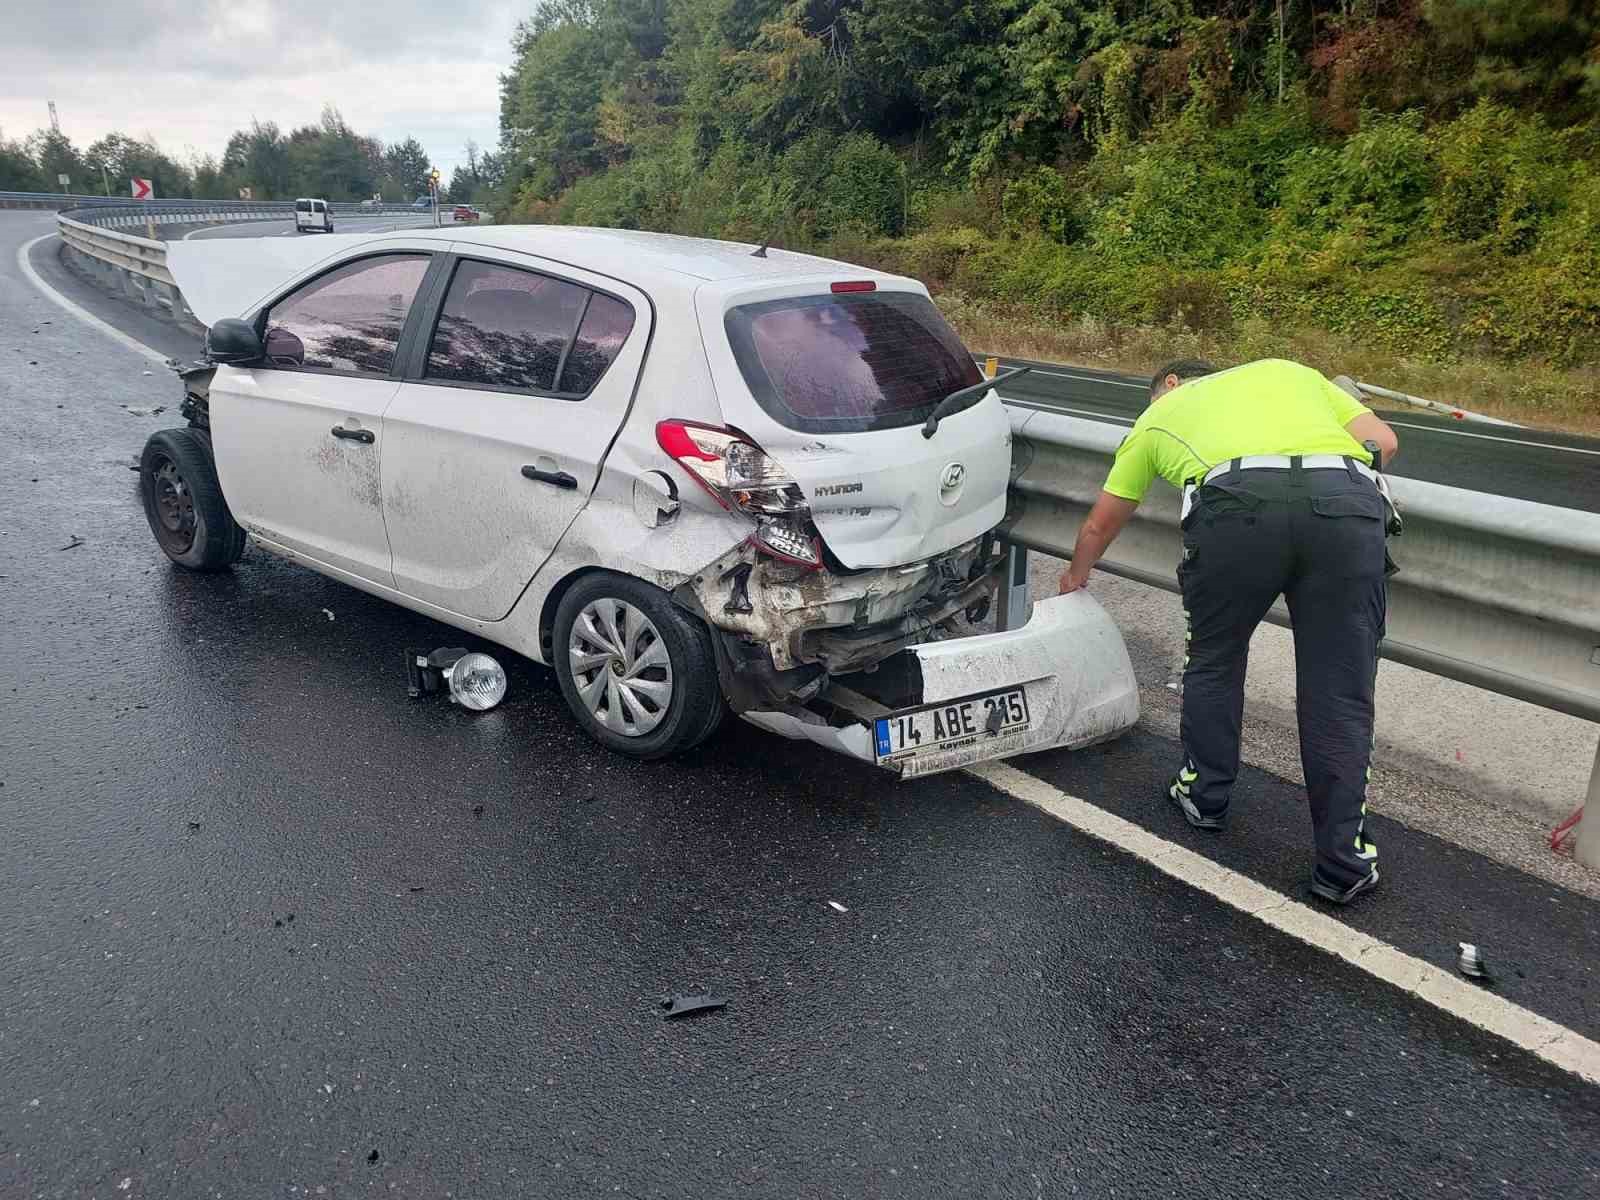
[656,419,822,568]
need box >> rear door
[698,281,1011,569]
[379,250,650,620]
[208,250,437,584]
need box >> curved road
[1,210,1597,1197]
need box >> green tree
[25,130,85,192]
[0,129,46,191]
[384,136,433,200]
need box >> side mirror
[263,326,305,367]
[206,318,264,366]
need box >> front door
[208,251,435,585]
[380,253,649,620]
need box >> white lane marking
[17,234,171,367]
[1385,420,1600,457]
[969,761,1600,1087]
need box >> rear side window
[560,294,636,394]
[263,253,430,375]
[724,291,982,433]
[425,260,634,396]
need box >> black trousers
[1176,463,1387,888]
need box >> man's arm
[1059,492,1140,594]
[1345,411,1399,468]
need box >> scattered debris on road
[321,608,335,622]
[827,900,849,914]
[186,821,201,831]
[1457,942,1494,982]
[660,993,729,1020]
[367,1150,379,1164]
[121,405,165,417]
[58,535,85,551]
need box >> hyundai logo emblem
[939,462,966,506]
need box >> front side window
[262,253,430,375]
[725,291,982,434]
[425,260,597,393]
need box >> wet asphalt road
[3,211,1599,1197]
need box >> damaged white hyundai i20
[149,226,1137,776]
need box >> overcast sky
[1,0,524,180]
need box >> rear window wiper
[922,366,1032,439]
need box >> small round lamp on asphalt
[447,652,508,711]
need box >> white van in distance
[152,227,1138,776]
[293,198,333,233]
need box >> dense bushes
[498,3,1600,374]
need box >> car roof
[360,225,907,288]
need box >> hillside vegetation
[497,1,1600,427]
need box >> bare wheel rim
[150,454,197,554]
[568,598,674,737]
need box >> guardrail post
[1576,739,1600,869]
[997,543,1030,631]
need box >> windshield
[725,291,981,434]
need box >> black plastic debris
[660,993,729,1020]
[408,886,425,893]
[367,1150,380,1164]
[472,804,484,818]
[58,535,85,551]
[186,821,201,831]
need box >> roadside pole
[987,355,1032,632]
[1577,740,1600,868]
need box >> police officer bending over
[1059,359,1400,905]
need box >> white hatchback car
[151,227,1137,775]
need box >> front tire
[139,427,246,571]
[552,573,725,760]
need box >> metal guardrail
[2,189,426,215]
[1000,405,1600,864]
[51,201,478,325]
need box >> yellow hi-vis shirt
[1102,359,1374,503]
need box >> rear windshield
[724,291,982,434]
[295,200,311,211]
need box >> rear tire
[139,427,247,571]
[552,573,725,760]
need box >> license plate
[873,687,1030,763]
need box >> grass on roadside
[932,291,1600,435]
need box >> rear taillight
[656,420,822,568]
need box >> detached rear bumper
[742,592,1140,777]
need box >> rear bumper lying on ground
[743,592,1140,777]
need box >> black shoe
[1309,866,1381,906]
[1166,778,1227,831]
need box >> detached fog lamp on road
[406,646,508,712]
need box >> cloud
[0,0,522,176]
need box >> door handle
[522,465,577,490]
[331,426,375,444]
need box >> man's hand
[1061,492,1139,596]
